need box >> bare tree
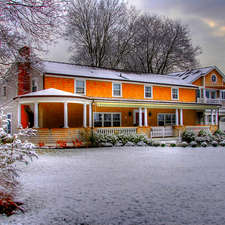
[64,0,139,68]
[123,14,202,74]
[0,0,67,77]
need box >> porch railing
[96,127,138,135]
[150,126,173,138]
[198,98,225,107]
[185,126,210,133]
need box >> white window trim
[157,113,176,126]
[112,82,122,97]
[171,88,179,100]
[93,112,121,127]
[144,85,153,99]
[211,74,217,83]
[31,78,38,92]
[2,85,7,99]
[75,79,86,95]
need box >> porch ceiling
[95,101,220,110]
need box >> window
[158,113,176,126]
[196,89,201,99]
[145,86,152,98]
[2,86,7,99]
[6,113,12,134]
[211,74,217,83]
[94,113,121,127]
[172,88,179,100]
[75,80,85,94]
[112,83,122,97]
[206,90,216,99]
[221,91,225,99]
[31,79,38,92]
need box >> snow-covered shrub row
[92,132,155,147]
[182,129,225,147]
[0,110,37,216]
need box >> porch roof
[15,88,92,104]
[94,99,221,110]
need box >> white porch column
[34,102,39,128]
[139,108,142,126]
[144,108,148,126]
[64,102,69,128]
[83,104,87,127]
[215,109,218,125]
[176,109,179,125]
[18,103,21,127]
[204,113,208,125]
[180,108,183,126]
[211,110,214,125]
[89,103,92,127]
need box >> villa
[1,47,224,145]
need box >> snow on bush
[219,140,225,147]
[92,132,154,147]
[170,142,176,147]
[0,110,37,216]
[201,141,208,148]
[160,142,166,147]
[181,141,188,148]
[190,141,197,148]
[212,141,218,147]
[182,130,196,143]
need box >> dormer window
[211,74,217,83]
[31,79,38,92]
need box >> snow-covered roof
[34,60,196,88]
[166,66,225,84]
[17,88,88,99]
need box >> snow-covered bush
[190,141,197,147]
[198,129,212,143]
[153,141,160,147]
[181,141,188,148]
[211,141,218,147]
[0,110,37,216]
[92,132,153,147]
[201,142,208,148]
[161,142,166,147]
[170,142,176,147]
[182,130,196,143]
[219,140,225,147]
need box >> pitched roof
[166,66,225,84]
[34,60,196,88]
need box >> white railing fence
[97,127,137,135]
[185,126,211,133]
[150,126,173,138]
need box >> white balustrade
[151,126,173,138]
[97,127,137,134]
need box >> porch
[24,125,218,146]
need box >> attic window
[211,74,217,83]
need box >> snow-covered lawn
[1,146,225,224]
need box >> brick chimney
[18,46,30,95]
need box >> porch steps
[151,137,181,144]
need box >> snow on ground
[1,146,225,224]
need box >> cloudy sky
[44,0,225,73]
